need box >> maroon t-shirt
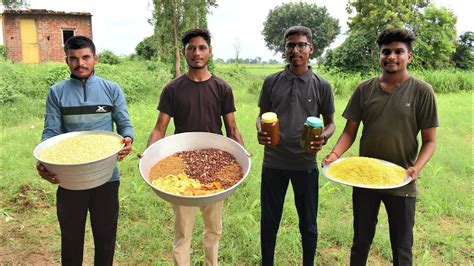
[158,74,236,134]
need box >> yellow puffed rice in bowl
[324,157,407,188]
[37,134,124,164]
[33,131,124,190]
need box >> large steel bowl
[139,132,251,206]
[33,130,124,190]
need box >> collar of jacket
[69,71,97,85]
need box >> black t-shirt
[158,74,236,134]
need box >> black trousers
[260,167,319,266]
[57,181,120,266]
[350,187,416,266]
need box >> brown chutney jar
[261,112,280,145]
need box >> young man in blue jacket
[36,36,133,265]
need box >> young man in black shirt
[147,28,244,265]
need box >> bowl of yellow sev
[33,130,124,190]
[322,157,411,189]
[139,132,251,206]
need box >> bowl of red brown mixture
[139,132,251,206]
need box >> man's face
[284,34,313,67]
[184,36,212,69]
[379,42,413,74]
[65,47,98,79]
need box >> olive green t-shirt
[343,76,438,197]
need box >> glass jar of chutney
[300,116,323,152]
[261,112,279,146]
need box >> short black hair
[64,36,96,54]
[181,29,211,46]
[377,28,416,52]
[284,26,313,43]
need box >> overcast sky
[1,0,472,61]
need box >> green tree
[135,36,158,60]
[342,0,429,70]
[214,58,225,64]
[412,5,457,69]
[98,50,121,65]
[346,0,429,34]
[151,0,217,77]
[321,29,374,72]
[1,0,29,9]
[262,2,340,59]
[452,31,474,70]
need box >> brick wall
[2,11,92,63]
[2,14,22,62]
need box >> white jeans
[172,201,223,266]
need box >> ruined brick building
[1,9,92,63]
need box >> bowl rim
[33,130,124,166]
[139,132,251,199]
[322,157,412,189]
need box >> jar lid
[306,116,322,127]
[262,112,278,123]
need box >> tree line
[2,0,472,73]
[321,0,473,72]
[214,58,281,65]
[135,0,472,76]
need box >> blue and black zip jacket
[42,73,134,182]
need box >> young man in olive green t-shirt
[323,29,438,265]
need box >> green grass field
[0,64,472,264]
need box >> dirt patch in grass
[0,247,57,265]
[1,183,58,264]
[436,217,459,233]
[9,183,53,211]
[0,217,58,265]
[318,246,348,264]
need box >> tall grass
[412,69,474,93]
[0,61,472,264]
[1,61,472,125]
[0,60,172,126]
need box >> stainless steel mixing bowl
[33,130,124,190]
[139,132,251,206]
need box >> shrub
[0,83,23,104]
[0,45,6,60]
[95,60,172,104]
[0,61,50,101]
[98,50,121,65]
[248,80,263,95]
[45,64,70,87]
